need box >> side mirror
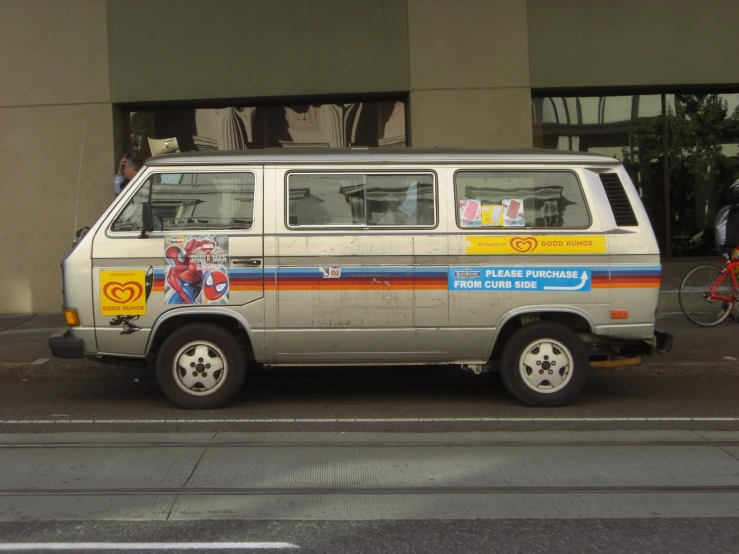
[140,202,154,239]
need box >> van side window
[112,172,255,232]
[454,171,590,229]
[287,173,436,227]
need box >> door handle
[232,258,262,266]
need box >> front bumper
[48,329,85,359]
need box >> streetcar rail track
[2,485,739,496]
[0,440,737,449]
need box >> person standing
[113,154,143,195]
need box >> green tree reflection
[625,94,739,255]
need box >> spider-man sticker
[164,235,230,305]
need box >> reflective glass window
[454,171,590,229]
[126,100,407,160]
[667,94,739,256]
[286,173,436,228]
[112,172,255,232]
[532,94,666,248]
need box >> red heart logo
[103,281,143,304]
[510,237,538,253]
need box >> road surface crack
[165,433,215,521]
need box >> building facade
[2,0,739,313]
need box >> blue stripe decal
[610,265,662,274]
[278,267,415,278]
[230,268,263,277]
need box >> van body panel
[272,165,450,362]
[90,165,264,356]
[61,235,97,350]
[143,303,265,359]
[53,149,666,378]
[67,327,97,354]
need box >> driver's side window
[111,179,152,232]
[111,172,256,232]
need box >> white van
[49,148,672,408]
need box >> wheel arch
[488,306,595,361]
[145,307,255,362]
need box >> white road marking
[0,543,298,551]
[0,417,737,424]
[30,359,48,365]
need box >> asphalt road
[1,368,739,553]
[1,367,738,431]
[0,519,738,553]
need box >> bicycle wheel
[678,265,734,326]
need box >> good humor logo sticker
[465,235,606,255]
[449,267,592,292]
[100,269,148,315]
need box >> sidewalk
[658,259,724,314]
[0,312,738,379]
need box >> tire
[155,323,246,409]
[678,265,734,327]
[500,322,589,407]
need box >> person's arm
[113,175,126,195]
[114,155,127,194]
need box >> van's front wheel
[156,323,246,409]
[500,322,589,407]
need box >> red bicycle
[679,252,739,326]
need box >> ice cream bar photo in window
[464,200,479,220]
[503,198,524,226]
[459,199,482,226]
[505,199,522,220]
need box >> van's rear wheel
[156,323,246,409]
[500,322,589,407]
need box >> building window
[124,99,407,160]
[533,92,739,257]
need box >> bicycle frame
[707,257,739,303]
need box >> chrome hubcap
[519,339,574,393]
[172,341,227,396]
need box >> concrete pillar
[407,0,532,148]
[0,0,113,313]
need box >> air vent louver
[599,173,638,226]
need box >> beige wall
[0,0,110,106]
[410,89,533,148]
[0,0,114,313]
[407,0,532,148]
[107,0,410,103]
[529,0,739,88]
[4,0,739,314]
[0,104,115,313]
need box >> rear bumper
[654,330,673,355]
[587,328,673,361]
[48,329,85,359]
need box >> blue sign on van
[448,267,591,292]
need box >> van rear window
[454,171,590,229]
[287,173,436,228]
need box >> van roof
[146,147,620,166]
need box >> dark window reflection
[127,100,407,160]
[666,94,739,257]
[532,94,667,251]
[533,92,739,257]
